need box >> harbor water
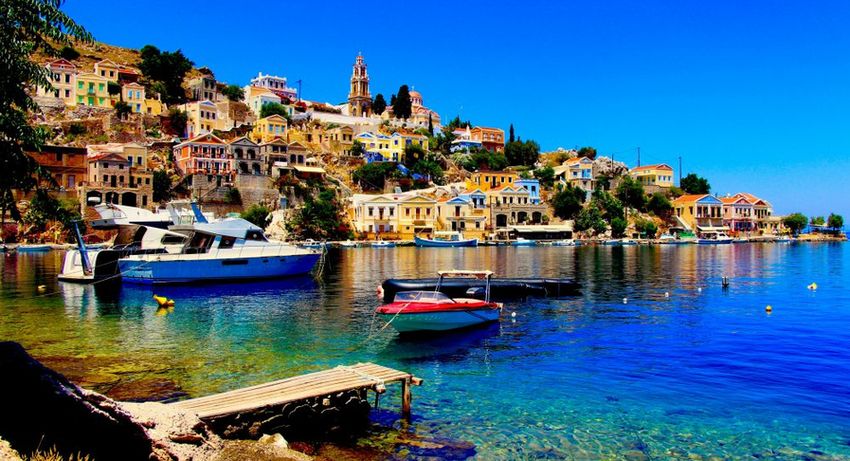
[1,243,849,459]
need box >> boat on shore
[376,270,502,333]
[338,240,358,248]
[414,231,478,248]
[603,238,638,246]
[298,239,326,249]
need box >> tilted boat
[415,231,478,247]
[376,270,502,333]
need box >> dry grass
[25,447,92,461]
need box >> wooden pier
[170,363,422,420]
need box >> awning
[697,226,728,232]
[511,224,574,233]
[293,165,326,174]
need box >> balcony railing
[80,181,141,189]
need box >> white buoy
[697,287,702,293]
[664,292,670,298]
[623,297,628,304]
[511,311,517,317]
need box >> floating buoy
[155,307,169,317]
[664,292,670,298]
[153,295,175,308]
[722,276,730,288]
[37,285,47,293]
[511,311,516,318]
[807,282,818,291]
[765,305,773,313]
[623,297,628,304]
[697,287,702,293]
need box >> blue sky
[62,0,850,218]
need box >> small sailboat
[376,270,502,333]
[414,231,478,247]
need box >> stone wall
[234,175,280,208]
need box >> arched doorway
[86,191,102,205]
[239,161,249,174]
[121,192,137,207]
[517,211,528,223]
[532,211,542,223]
[105,192,119,204]
[252,163,261,175]
[496,214,508,228]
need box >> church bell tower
[348,53,372,117]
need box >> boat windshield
[393,291,453,303]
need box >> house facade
[173,134,234,188]
[81,143,153,210]
[37,59,78,106]
[182,100,221,138]
[188,75,217,102]
[123,82,146,113]
[250,72,297,102]
[734,193,776,234]
[555,156,595,193]
[720,196,755,233]
[245,86,283,118]
[470,127,505,152]
[228,137,263,176]
[488,185,547,228]
[25,145,87,198]
[672,194,726,235]
[75,72,111,108]
[252,115,288,143]
[93,59,121,82]
[630,164,674,191]
[465,171,519,191]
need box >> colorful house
[172,133,234,184]
[515,178,542,204]
[188,75,217,102]
[349,194,400,237]
[554,157,594,193]
[465,171,519,191]
[470,126,505,152]
[734,193,775,234]
[487,185,547,228]
[244,86,284,118]
[75,72,111,107]
[436,194,488,236]
[397,195,438,238]
[354,132,395,162]
[450,126,484,152]
[37,59,78,106]
[82,143,153,210]
[228,137,263,176]
[122,82,146,113]
[143,96,166,116]
[672,194,726,235]
[260,138,290,176]
[250,72,298,102]
[630,164,674,189]
[720,195,754,233]
[181,100,221,138]
[93,59,121,82]
[251,115,288,143]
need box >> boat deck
[170,362,421,419]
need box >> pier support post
[401,378,412,420]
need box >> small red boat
[376,270,502,333]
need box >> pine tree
[372,93,387,115]
[428,113,434,136]
[392,85,412,119]
[509,124,515,143]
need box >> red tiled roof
[632,163,672,172]
[671,194,709,204]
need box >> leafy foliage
[533,166,555,187]
[577,146,597,160]
[221,84,244,102]
[224,187,241,204]
[167,108,188,137]
[0,0,92,222]
[351,140,365,157]
[59,45,80,60]
[646,192,673,217]
[504,140,540,167]
[402,144,427,168]
[454,148,508,172]
[509,124,515,143]
[240,204,270,228]
[680,173,711,194]
[782,213,807,236]
[392,85,412,119]
[260,102,290,118]
[615,176,646,211]
[289,188,351,240]
[827,213,844,231]
[610,217,628,238]
[21,190,81,233]
[635,218,658,238]
[551,184,586,220]
[592,190,625,222]
[574,205,607,235]
[137,45,194,105]
[410,153,444,186]
[810,216,825,226]
[152,170,172,203]
[372,93,387,115]
[107,81,121,96]
[114,101,131,118]
[352,162,398,191]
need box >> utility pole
[296,79,302,102]
[637,147,641,167]
[678,155,682,185]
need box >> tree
[810,216,825,226]
[615,176,646,211]
[372,93,387,115]
[107,81,122,97]
[402,144,427,168]
[167,108,188,137]
[224,187,241,204]
[352,162,398,191]
[533,166,555,187]
[260,102,290,118]
[646,192,672,217]
[635,218,658,238]
[504,140,540,167]
[680,173,710,194]
[577,146,597,160]
[137,45,194,105]
[351,140,365,157]
[782,213,808,236]
[392,85,412,119]
[241,204,270,228]
[427,113,434,136]
[411,156,444,185]
[114,101,131,118]
[0,0,91,228]
[827,213,844,231]
[59,45,80,60]
[509,124,515,143]
[575,205,607,235]
[551,184,586,220]
[152,170,172,203]
[610,217,628,238]
[221,84,244,102]
[289,188,351,240]
[390,94,397,106]
[593,190,625,222]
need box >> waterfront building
[172,133,234,188]
[630,163,674,191]
[398,195,438,238]
[24,145,87,199]
[436,194,488,236]
[252,115,288,143]
[734,192,776,234]
[348,54,371,117]
[37,59,78,106]
[554,156,595,193]
[250,72,298,102]
[672,194,726,234]
[93,59,121,82]
[228,137,263,176]
[188,75,217,102]
[349,194,400,236]
[122,82,146,113]
[81,143,153,210]
[515,178,542,204]
[245,85,285,118]
[487,185,547,228]
[75,72,111,108]
[465,171,519,192]
[720,195,755,233]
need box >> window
[98,83,104,92]
[389,208,394,216]
[368,207,373,217]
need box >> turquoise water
[2,244,850,460]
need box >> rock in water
[0,341,155,460]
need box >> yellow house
[122,82,146,113]
[75,72,111,107]
[143,97,166,116]
[349,194,400,237]
[672,194,726,234]
[436,193,488,238]
[554,156,594,192]
[251,115,288,143]
[37,58,78,106]
[630,163,674,189]
[354,132,396,162]
[181,100,222,138]
[465,171,519,191]
[93,59,121,82]
[397,195,437,238]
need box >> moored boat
[371,240,396,248]
[338,240,358,248]
[697,231,733,244]
[551,239,577,246]
[16,244,52,252]
[512,237,536,247]
[376,270,502,333]
[414,231,478,247]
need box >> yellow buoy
[807,283,818,291]
[765,305,773,313]
[153,295,174,308]
[155,307,169,317]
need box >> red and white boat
[376,270,502,333]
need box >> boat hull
[380,308,500,333]
[118,253,321,284]
[697,239,733,245]
[414,236,478,247]
[16,245,52,252]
